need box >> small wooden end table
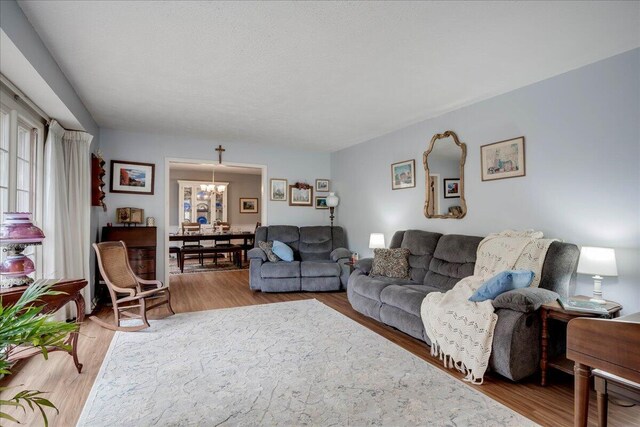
[539,295,622,386]
[0,279,88,373]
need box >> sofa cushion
[371,248,410,279]
[425,234,482,291]
[301,261,341,277]
[272,240,294,262]
[265,226,300,252]
[261,261,300,278]
[350,275,393,301]
[370,277,416,287]
[469,270,535,302]
[398,230,442,283]
[380,284,441,317]
[492,288,559,313]
[258,241,281,263]
[299,226,333,261]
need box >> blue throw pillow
[468,270,535,302]
[272,240,294,262]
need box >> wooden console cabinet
[100,226,157,280]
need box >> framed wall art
[110,160,155,195]
[315,196,328,209]
[239,198,259,213]
[315,179,330,192]
[270,178,288,201]
[443,178,461,198]
[391,159,416,190]
[289,184,313,206]
[481,137,525,181]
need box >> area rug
[77,300,537,426]
[169,256,248,275]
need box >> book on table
[557,297,609,315]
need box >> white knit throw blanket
[420,230,556,384]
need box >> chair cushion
[301,261,341,277]
[371,248,410,279]
[261,261,300,278]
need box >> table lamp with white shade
[369,233,385,249]
[577,246,618,304]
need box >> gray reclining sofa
[348,229,579,381]
[248,225,351,292]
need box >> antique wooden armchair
[93,241,174,332]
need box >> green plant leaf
[1,281,74,426]
[0,411,21,423]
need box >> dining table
[169,231,256,262]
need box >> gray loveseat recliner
[248,225,351,292]
[348,229,580,381]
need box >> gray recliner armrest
[330,247,351,262]
[355,258,374,274]
[492,288,559,313]
[247,247,268,262]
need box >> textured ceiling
[17,1,640,152]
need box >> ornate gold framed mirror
[423,130,467,219]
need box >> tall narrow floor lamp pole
[326,192,339,227]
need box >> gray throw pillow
[370,248,410,279]
[492,288,559,313]
[258,241,281,262]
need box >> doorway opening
[164,158,266,282]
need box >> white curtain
[43,119,93,317]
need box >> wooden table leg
[574,362,591,427]
[595,376,608,427]
[180,251,186,273]
[540,308,549,386]
[70,292,85,373]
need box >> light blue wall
[331,48,640,314]
[99,128,333,279]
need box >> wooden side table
[0,279,88,373]
[539,295,622,386]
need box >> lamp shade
[369,233,385,249]
[326,192,339,208]
[577,246,618,276]
[0,212,45,244]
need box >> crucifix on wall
[215,144,225,164]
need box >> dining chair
[182,221,204,265]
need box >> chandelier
[200,166,225,194]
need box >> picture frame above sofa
[315,179,330,192]
[270,178,288,201]
[315,196,328,209]
[391,159,415,190]
[481,136,526,181]
[289,185,313,206]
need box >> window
[0,82,45,274]
[0,84,44,222]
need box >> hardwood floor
[2,270,639,426]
